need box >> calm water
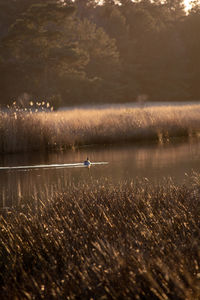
[1,138,200,208]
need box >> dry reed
[1,104,200,153]
[0,174,200,299]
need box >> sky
[184,0,193,11]
[96,1,197,12]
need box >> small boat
[84,157,91,166]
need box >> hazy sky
[96,1,197,12]
[184,0,193,11]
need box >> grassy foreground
[1,104,200,153]
[0,175,200,299]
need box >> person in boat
[84,157,91,165]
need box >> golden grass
[1,104,200,153]
[0,174,200,299]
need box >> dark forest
[0,0,200,107]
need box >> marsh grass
[1,104,200,153]
[0,174,200,299]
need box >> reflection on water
[1,138,200,208]
[0,162,108,170]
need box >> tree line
[0,0,199,108]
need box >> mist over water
[1,138,200,208]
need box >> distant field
[1,103,200,153]
[0,175,200,299]
[58,101,200,111]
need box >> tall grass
[1,104,200,153]
[0,174,200,299]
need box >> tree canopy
[0,0,200,107]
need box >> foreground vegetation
[1,103,200,153]
[0,174,200,299]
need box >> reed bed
[0,174,200,299]
[1,104,200,153]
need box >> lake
[1,137,200,208]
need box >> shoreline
[0,103,200,154]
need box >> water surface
[1,138,200,208]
